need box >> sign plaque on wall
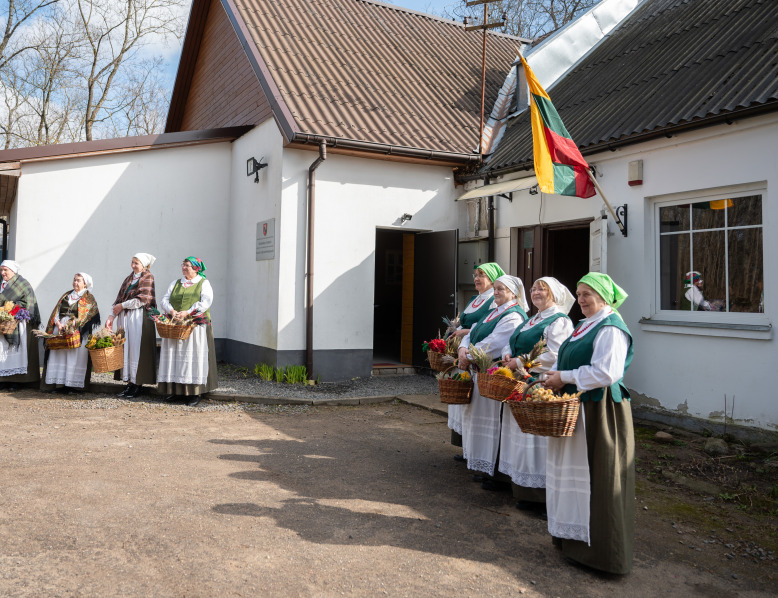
[256,219,275,261]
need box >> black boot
[117,383,133,397]
[124,384,141,399]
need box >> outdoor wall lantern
[400,213,413,223]
[246,156,267,183]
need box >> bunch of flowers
[0,301,30,322]
[517,339,548,371]
[421,338,446,354]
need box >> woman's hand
[543,370,564,392]
[501,356,518,370]
[112,304,123,316]
[105,316,114,331]
[452,328,469,338]
[457,348,470,371]
[170,309,187,320]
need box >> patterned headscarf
[185,256,207,278]
[475,262,505,283]
[684,271,702,288]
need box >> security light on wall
[247,157,267,183]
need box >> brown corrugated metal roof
[483,0,778,176]
[214,0,525,155]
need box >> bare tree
[0,0,59,70]
[441,0,600,40]
[75,0,185,140]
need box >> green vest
[556,313,633,402]
[170,278,210,322]
[460,293,494,329]
[469,303,527,345]
[508,312,570,356]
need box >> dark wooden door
[412,230,458,367]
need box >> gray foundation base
[216,338,372,382]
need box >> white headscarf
[133,253,156,269]
[77,272,93,291]
[495,275,530,312]
[0,260,21,274]
[537,276,576,315]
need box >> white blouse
[121,273,144,310]
[161,276,213,315]
[461,301,525,360]
[552,306,629,392]
[500,305,573,373]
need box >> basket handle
[521,379,545,397]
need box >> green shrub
[255,363,275,381]
[285,365,308,384]
[275,367,285,383]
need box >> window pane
[659,205,689,233]
[728,194,762,227]
[660,233,690,310]
[690,230,726,311]
[728,228,763,313]
[691,200,725,231]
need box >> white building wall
[280,149,459,353]
[10,143,233,335]
[484,114,778,429]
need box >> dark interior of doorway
[545,226,589,325]
[373,229,405,364]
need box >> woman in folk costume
[41,272,100,394]
[498,277,574,512]
[457,275,528,486]
[106,253,157,398]
[0,260,41,391]
[448,262,505,456]
[543,273,634,574]
[157,257,217,406]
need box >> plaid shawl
[113,270,156,309]
[0,273,41,347]
[45,291,101,341]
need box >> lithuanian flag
[519,54,595,198]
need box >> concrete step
[371,364,416,376]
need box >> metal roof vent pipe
[306,141,327,382]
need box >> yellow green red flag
[519,54,595,198]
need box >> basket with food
[148,308,207,340]
[504,380,582,437]
[0,301,31,334]
[437,366,473,405]
[34,321,81,350]
[86,328,126,373]
[477,366,527,401]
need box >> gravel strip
[90,363,438,400]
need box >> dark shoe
[186,396,201,407]
[124,384,141,399]
[515,500,538,511]
[552,536,563,549]
[117,383,133,397]
[472,474,488,483]
[481,479,510,492]
[6,384,19,392]
[453,454,465,462]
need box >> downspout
[306,141,327,380]
[486,177,495,261]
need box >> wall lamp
[247,157,267,183]
[400,213,413,223]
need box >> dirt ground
[1,391,776,597]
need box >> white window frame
[643,182,770,337]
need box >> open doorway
[373,228,458,368]
[512,219,591,325]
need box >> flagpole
[586,169,626,236]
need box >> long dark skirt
[114,316,157,386]
[2,327,41,384]
[561,397,635,575]
[157,326,218,397]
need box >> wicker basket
[506,382,580,437]
[438,366,473,405]
[427,350,452,372]
[0,319,18,334]
[46,330,81,350]
[156,320,195,340]
[477,371,525,401]
[88,340,126,373]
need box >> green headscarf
[475,262,505,282]
[578,272,628,310]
